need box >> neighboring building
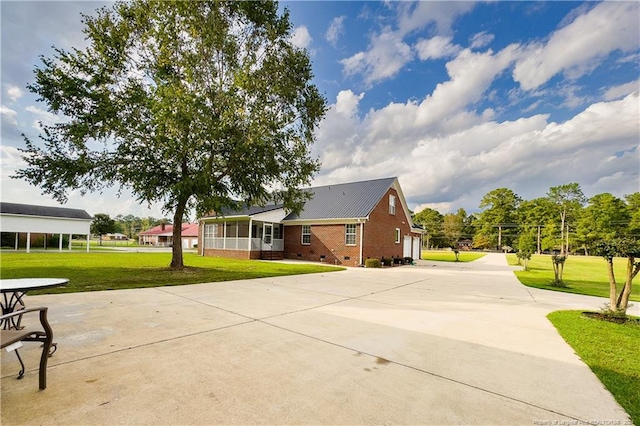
[0,202,92,252]
[456,239,473,250]
[138,223,199,248]
[105,233,128,240]
[198,177,424,267]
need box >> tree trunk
[537,226,541,255]
[169,197,188,269]
[616,256,636,312]
[606,258,617,311]
[560,210,566,255]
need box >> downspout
[359,220,364,266]
[248,218,253,256]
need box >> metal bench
[1,307,53,390]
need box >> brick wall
[362,188,415,262]
[202,248,262,260]
[284,224,361,266]
[284,188,420,267]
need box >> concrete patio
[1,254,633,425]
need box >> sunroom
[200,206,286,260]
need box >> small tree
[594,238,640,316]
[91,213,116,246]
[551,255,567,287]
[517,250,532,270]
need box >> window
[395,228,400,244]
[302,225,311,245]
[389,195,396,215]
[345,224,357,245]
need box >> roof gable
[283,177,396,221]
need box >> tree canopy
[15,0,327,268]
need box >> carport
[0,203,92,252]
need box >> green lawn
[506,254,640,301]
[421,250,486,262]
[0,252,343,294]
[548,310,639,424]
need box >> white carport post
[69,234,72,250]
[86,234,90,252]
[59,233,63,252]
[14,233,18,250]
[26,232,31,253]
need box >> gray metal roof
[0,202,93,220]
[283,177,397,221]
[202,203,284,219]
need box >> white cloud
[315,80,639,213]
[469,31,495,49]
[513,2,639,90]
[290,26,312,50]
[335,90,364,116]
[340,2,475,85]
[341,28,413,85]
[603,79,640,101]
[397,1,476,36]
[1,105,18,126]
[6,85,24,102]
[25,105,58,129]
[415,36,460,61]
[326,16,345,47]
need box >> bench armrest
[0,306,49,322]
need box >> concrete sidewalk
[1,253,631,425]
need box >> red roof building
[138,223,199,248]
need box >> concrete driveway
[1,253,632,425]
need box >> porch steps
[261,251,284,260]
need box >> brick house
[138,223,199,248]
[198,177,423,266]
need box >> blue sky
[1,1,638,219]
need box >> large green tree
[517,197,555,254]
[15,1,326,268]
[476,188,521,250]
[576,193,629,255]
[90,213,116,246]
[413,207,444,249]
[547,183,586,255]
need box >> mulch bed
[581,311,640,325]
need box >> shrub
[403,257,413,264]
[382,258,393,267]
[365,258,381,268]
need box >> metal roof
[283,177,397,221]
[201,203,284,219]
[0,202,92,220]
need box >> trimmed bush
[365,258,381,268]
[382,258,393,267]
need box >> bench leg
[39,337,52,390]
[14,349,25,380]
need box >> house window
[345,224,357,245]
[395,228,400,244]
[389,195,396,215]
[302,225,311,245]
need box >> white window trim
[345,224,357,246]
[395,228,400,244]
[301,225,311,245]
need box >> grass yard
[548,310,640,424]
[421,250,486,262]
[0,252,343,294]
[506,254,640,301]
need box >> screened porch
[202,220,284,252]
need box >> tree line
[413,183,640,256]
[90,214,172,241]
